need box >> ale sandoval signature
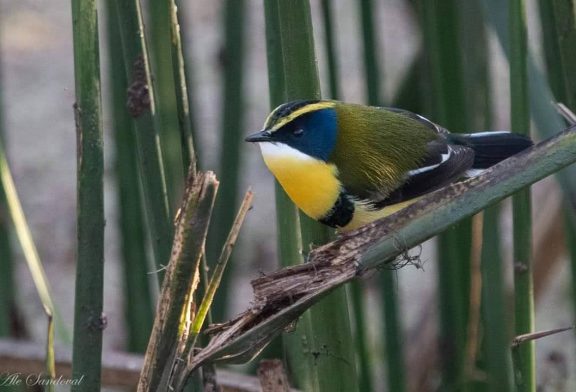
[1,372,85,387]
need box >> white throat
[259,142,317,162]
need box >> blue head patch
[270,108,338,161]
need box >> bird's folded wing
[367,142,475,209]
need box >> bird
[245,100,533,232]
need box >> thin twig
[511,326,574,348]
[557,103,576,125]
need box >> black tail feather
[448,132,533,169]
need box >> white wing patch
[407,148,452,176]
[463,131,510,138]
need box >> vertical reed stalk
[322,1,373,390]
[263,1,303,270]
[320,0,341,99]
[264,1,357,390]
[358,0,382,104]
[0,34,15,338]
[168,0,198,174]
[418,1,472,388]
[381,269,406,392]
[537,0,576,359]
[105,0,154,353]
[509,0,534,390]
[147,0,184,208]
[114,0,174,277]
[264,3,308,384]
[71,0,104,389]
[358,1,406,390]
[208,0,247,321]
[481,206,514,391]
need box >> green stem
[146,0,184,211]
[105,0,154,353]
[358,1,405,390]
[264,1,357,390]
[358,0,382,104]
[481,207,514,391]
[509,0,534,390]
[0,33,14,338]
[263,3,307,385]
[320,0,341,99]
[114,0,174,279]
[418,1,471,388]
[208,0,247,321]
[349,282,373,392]
[71,0,105,390]
[481,0,576,205]
[380,270,406,392]
[168,0,198,175]
[537,0,576,358]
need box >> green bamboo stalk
[480,0,576,203]
[460,0,491,131]
[71,0,105,389]
[264,1,357,390]
[105,0,154,353]
[418,1,472,388]
[348,281,372,392]
[391,52,424,113]
[381,269,406,392]
[358,0,382,104]
[537,0,576,370]
[509,0,535,390]
[357,1,405,390]
[264,0,303,269]
[537,0,576,108]
[175,0,202,170]
[264,3,308,383]
[0,189,13,338]
[320,0,341,99]
[281,1,357,389]
[568,212,576,322]
[114,0,173,278]
[168,0,198,175]
[321,1,373,389]
[208,0,247,321]
[147,0,184,210]
[481,206,514,391]
[0,32,15,338]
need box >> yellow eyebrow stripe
[266,101,335,132]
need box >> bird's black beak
[245,129,273,143]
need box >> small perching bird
[245,100,532,232]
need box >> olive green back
[330,103,437,199]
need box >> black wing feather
[369,144,475,208]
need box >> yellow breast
[260,143,340,220]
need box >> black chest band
[319,192,354,228]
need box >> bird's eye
[293,128,304,137]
